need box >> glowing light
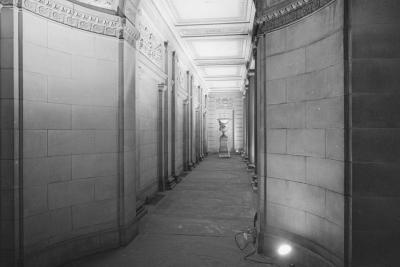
[277,244,292,256]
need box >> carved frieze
[22,0,122,37]
[255,0,335,34]
[175,57,186,90]
[137,11,164,69]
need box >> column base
[166,176,177,190]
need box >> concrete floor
[66,155,265,267]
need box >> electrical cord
[234,213,275,265]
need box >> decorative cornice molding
[22,0,122,37]
[255,0,335,35]
[122,19,140,47]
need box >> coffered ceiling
[153,0,255,93]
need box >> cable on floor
[234,213,275,265]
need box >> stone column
[188,75,195,168]
[242,90,248,157]
[0,4,23,266]
[157,83,167,192]
[163,42,172,188]
[247,71,256,166]
[183,98,189,171]
[255,34,267,253]
[171,52,177,177]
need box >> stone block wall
[207,92,244,153]
[262,1,345,265]
[20,10,121,263]
[349,0,400,266]
[136,61,161,198]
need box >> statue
[218,119,230,158]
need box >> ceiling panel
[207,80,242,88]
[186,37,246,60]
[201,65,243,77]
[167,0,249,25]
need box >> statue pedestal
[219,134,230,158]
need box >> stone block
[23,130,47,158]
[306,31,342,72]
[267,202,307,237]
[71,55,97,82]
[94,130,118,153]
[24,101,72,130]
[0,130,13,160]
[47,76,74,104]
[23,11,47,47]
[266,129,286,154]
[1,69,14,99]
[352,58,400,94]
[326,129,344,160]
[72,106,117,130]
[306,97,344,129]
[0,8,14,39]
[23,186,47,216]
[287,64,343,102]
[46,49,72,78]
[266,48,306,80]
[352,94,400,128]
[353,162,400,197]
[267,178,325,216]
[352,0,400,25]
[24,212,50,245]
[267,154,306,182]
[48,130,96,156]
[0,99,14,129]
[72,199,117,229]
[48,179,94,209]
[24,156,71,187]
[353,23,400,59]
[265,29,287,56]
[266,79,286,104]
[267,103,306,129]
[0,159,13,190]
[94,176,118,201]
[69,29,96,58]
[23,71,47,101]
[22,42,46,74]
[352,128,400,163]
[49,207,72,237]
[306,213,344,257]
[306,157,344,194]
[287,129,325,157]
[300,184,326,217]
[95,36,118,61]
[72,153,117,179]
[353,197,400,231]
[47,21,71,54]
[0,38,14,68]
[325,191,344,227]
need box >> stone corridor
[66,155,260,267]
